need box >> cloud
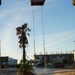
[0,1,32,62]
[0,9,8,20]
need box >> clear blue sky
[0,0,75,63]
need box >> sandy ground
[52,68,75,75]
[53,72,75,75]
[1,68,75,75]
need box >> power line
[41,6,46,68]
[33,6,36,55]
[32,6,36,66]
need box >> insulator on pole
[31,0,45,6]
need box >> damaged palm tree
[16,23,35,75]
[16,23,31,64]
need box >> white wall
[8,58,17,65]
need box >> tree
[16,23,36,75]
[16,23,31,64]
[17,61,34,75]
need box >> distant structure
[34,53,74,67]
[72,50,75,61]
[1,56,9,68]
[8,58,18,68]
[1,56,18,68]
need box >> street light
[31,0,45,6]
[0,0,1,5]
[30,0,46,68]
[72,0,75,6]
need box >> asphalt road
[33,67,75,75]
[1,68,17,75]
[1,67,75,75]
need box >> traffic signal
[0,0,1,5]
[31,0,45,6]
[73,0,75,6]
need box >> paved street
[33,67,75,75]
[1,67,75,75]
[1,68,17,75]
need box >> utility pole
[30,0,45,67]
[41,6,46,68]
[0,39,1,75]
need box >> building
[34,53,74,67]
[1,56,18,68]
[8,58,18,68]
[72,50,75,61]
[1,56,9,68]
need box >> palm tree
[16,23,35,75]
[16,23,31,64]
[17,61,34,75]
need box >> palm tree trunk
[23,48,26,63]
[23,42,26,63]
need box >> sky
[0,0,75,63]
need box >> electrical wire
[33,6,36,55]
[41,6,46,68]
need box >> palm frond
[22,23,27,30]
[17,61,34,75]
[27,33,30,36]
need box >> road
[1,67,75,75]
[1,68,17,75]
[33,67,75,75]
